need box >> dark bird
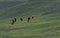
[11,19,15,25]
[20,18,23,21]
[28,17,30,22]
[32,16,34,19]
[14,18,17,22]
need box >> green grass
[0,0,60,38]
[0,15,60,38]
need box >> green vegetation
[0,0,60,38]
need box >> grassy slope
[0,0,60,38]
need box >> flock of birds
[11,17,34,25]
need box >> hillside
[0,0,60,38]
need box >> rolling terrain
[0,0,60,38]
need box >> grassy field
[0,0,60,38]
